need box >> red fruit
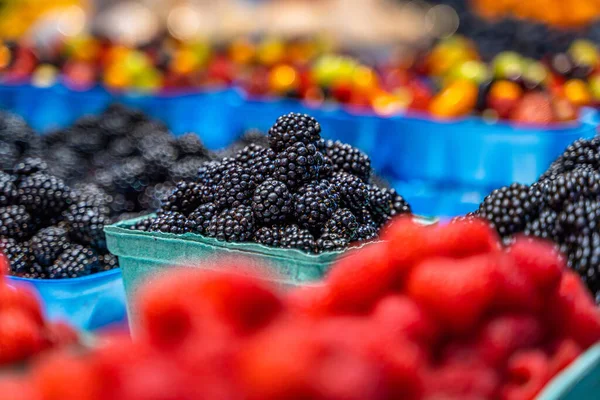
[330,82,353,103]
[546,271,600,348]
[45,321,79,347]
[426,218,500,259]
[501,351,551,400]
[372,295,439,346]
[506,236,564,293]
[407,79,433,111]
[405,254,498,334]
[381,216,428,273]
[32,353,100,400]
[511,92,555,125]
[0,283,44,326]
[493,253,543,313]
[440,341,486,368]
[0,309,44,365]
[0,378,40,400]
[325,242,394,314]
[548,339,582,377]
[286,284,331,317]
[489,95,520,118]
[424,364,499,400]
[477,314,545,368]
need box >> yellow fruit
[564,79,592,106]
[429,80,478,118]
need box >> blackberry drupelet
[98,253,119,272]
[64,202,112,249]
[162,181,204,215]
[214,163,255,208]
[316,232,348,253]
[13,157,48,178]
[294,180,340,231]
[0,205,35,240]
[251,179,293,225]
[17,172,72,217]
[324,140,371,182]
[188,203,219,235]
[253,226,284,248]
[30,226,70,266]
[524,208,559,241]
[176,133,210,157]
[333,171,369,211]
[48,244,99,279]
[323,208,359,240]
[389,188,412,217]
[280,225,316,253]
[368,186,393,226]
[476,183,541,238]
[273,142,329,189]
[206,205,255,242]
[268,113,321,152]
[149,211,195,234]
[0,172,16,206]
[0,237,34,275]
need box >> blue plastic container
[6,269,127,332]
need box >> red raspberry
[440,341,486,368]
[493,253,543,313]
[426,217,500,259]
[381,216,428,272]
[477,314,545,368]
[501,351,551,400]
[324,242,395,314]
[548,339,582,377]
[45,321,79,347]
[372,295,439,347]
[506,236,564,293]
[286,284,331,317]
[423,363,499,400]
[405,254,498,334]
[0,309,44,365]
[0,378,40,400]
[32,353,100,400]
[0,283,44,326]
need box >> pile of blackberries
[475,137,600,303]
[133,113,412,254]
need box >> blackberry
[333,171,369,211]
[524,208,559,241]
[253,226,284,248]
[197,160,236,202]
[176,133,209,157]
[0,237,35,275]
[17,172,72,217]
[268,113,321,152]
[251,179,293,225]
[541,167,600,211]
[555,198,600,244]
[98,253,119,272]
[162,181,204,215]
[539,138,600,179]
[316,232,348,253]
[476,183,542,238]
[0,205,35,240]
[13,157,48,178]
[72,183,112,207]
[323,208,359,240]
[188,203,219,235]
[280,225,316,253]
[294,180,340,231]
[389,188,412,217]
[567,232,600,304]
[354,223,378,242]
[235,144,266,167]
[48,244,99,279]
[206,205,255,242]
[129,217,153,232]
[324,140,371,182]
[149,211,195,234]
[247,147,276,186]
[214,163,255,208]
[30,226,70,266]
[63,202,112,249]
[273,142,330,188]
[168,157,208,182]
[0,172,16,206]
[368,186,393,226]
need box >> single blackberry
[29,226,70,266]
[476,183,542,238]
[176,133,210,157]
[247,147,276,186]
[129,217,153,232]
[323,208,359,240]
[541,167,600,211]
[13,157,48,178]
[48,244,99,279]
[139,182,174,212]
[280,225,316,253]
[251,179,293,225]
[368,186,393,226]
[268,113,321,152]
[524,208,559,241]
[0,171,16,206]
[168,157,208,182]
[235,144,265,167]
[206,205,255,242]
[17,172,72,217]
[214,163,255,208]
[149,211,195,234]
[567,232,600,303]
[333,171,369,211]
[63,202,112,249]
[294,180,340,231]
[0,237,35,275]
[97,253,119,272]
[162,181,204,215]
[316,232,348,253]
[188,203,219,235]
[389,188,412,217]
[324,140,371,182]
[197,159,236,202]
[0,205,35,240]
[253,226,284,248]
[273,142,330,188]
